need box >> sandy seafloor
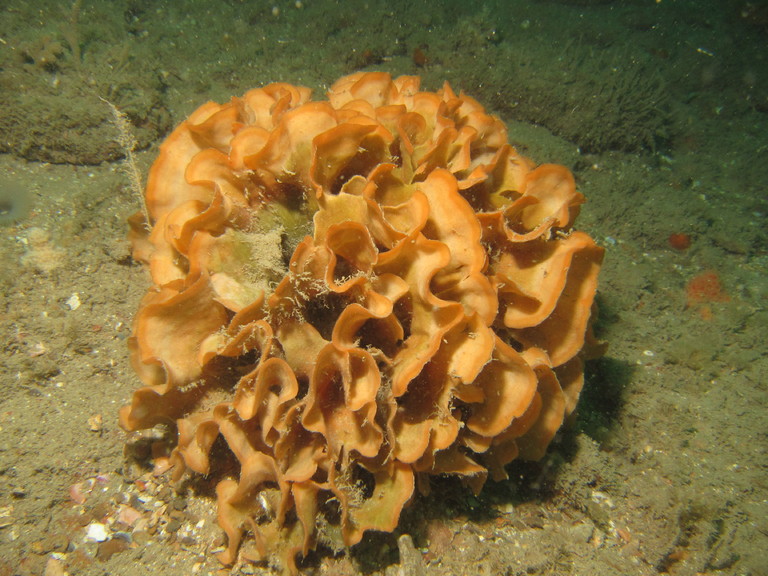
[0,0,767,575]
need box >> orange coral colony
[120,72,604,571]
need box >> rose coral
[120,72,605,572]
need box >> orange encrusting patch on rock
[685,270,730,321]
[120,72,605,573]
[686,270,730,305]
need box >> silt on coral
[119,72,604,572]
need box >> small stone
[96,537,129,561]
[132,530,151,546]
[117,505,143,527]
[65,293,81,311]
[85,522,110,543]
[568,521,595,543]
[396,534,426,576]
[0,506,15,529]
[90,502,113,522]
[80,541,99,559]
[584,501,611,531]
[30,539,49,554]
[425,521,454,557]
[178,535,197,547]
[185,512,200,525]
[75,511,91,527]
[44,557,68,576]
[510,518,528,531]
[69,482,88,505]
[87,414,103,432]
[47,533,69,553]
[165,518,181,533]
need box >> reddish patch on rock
[686,271,730,320]
[668,233,692,251]
[686,271,729,305]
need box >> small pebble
[496,502,515,515]
[117,504,143,527]
[132,530,151,546]
[31,539,49,555]
[47,533,69,553]
[88,414,103,432]
[85,522,110,543]
[178,535,198,546]
[97,537,129,561]
[69,482,88,505]
[75,511,91,528]
[65,293,81,311]
[44,557,67,576]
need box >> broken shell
[84,522,110,543]
[88,414,103,432]
[117,505,143,527]
[65,293,81,310]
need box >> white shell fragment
[85,521,110,542]
[65,293,81,311]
